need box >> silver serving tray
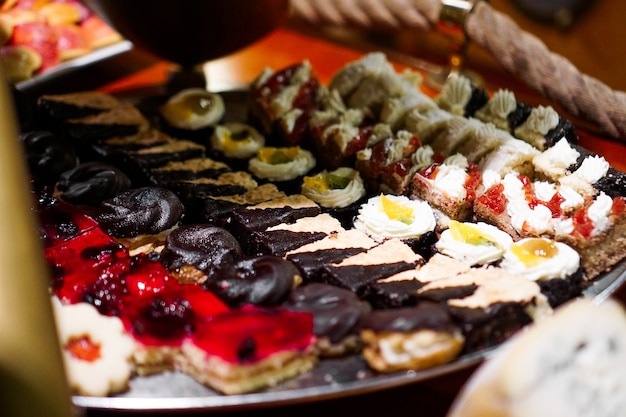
[72,258,626,413]
[13,41,133,92]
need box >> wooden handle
[0,72,74,416]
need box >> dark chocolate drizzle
[361,302,456,333]
[57,162,131,205]
[594,168,626,198]
[464,86,489,118]
[204,256,299,307]
[160,224,243,278]
[94,187,183,238]
[286,247,367,283]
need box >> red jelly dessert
[177,306,317,394]
[45,227,127,304]
[37,197,99,248]
[83,254,183,317]
[120,284,229,347]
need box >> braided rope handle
[289,0,626,141]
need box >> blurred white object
[447,297,626,417]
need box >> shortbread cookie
[52,299,136,397]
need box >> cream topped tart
[435,75,488,117]
[436,220,514,266]
[500,237,580,281]
[210,122,265,160]
[354,194,436,242]
[160,88,225,130]
[301,167,366,209]
[500,237,584,307]
[248,146,316,182]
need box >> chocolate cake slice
[147,157,231,187]
[285,229,378,283]
[65,103,150,144]
[165,171,258,206]
[247,213,344,257]
[37,91,121,129]
[227,195,321,252]
[320,238,424,295]
[182,183,286,226]
[122,139,206,170]
[364,253,471,309]
[91,129,174,160]
[416,267,552,353]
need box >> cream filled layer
[436,221,514,266]
[354,194,436,241]
[301,167,366,208]
[248,148,316,181]
[500,238,580,281]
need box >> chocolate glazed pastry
[204,256,300,307]
[94,187,184,238]
[159,224,244,283]
[361,302,458,334]
[21,130,77,185]
[56,162,131,205]
[283,283,372,356]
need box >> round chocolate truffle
[283,283,372,344]
[160,224,243,281]
[57,162,131,205]
[94,187,184,238]
[21,130,77,183]
[204,256,300,307]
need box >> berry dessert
[177,306,317,395]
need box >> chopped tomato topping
[478,184,507,214]
[612,196,626,217]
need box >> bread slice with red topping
[410,154,482,222]
[248,61,322,146]
[473,172,626,279]
[355,129,422,194]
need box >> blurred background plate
[14,39,132,91]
